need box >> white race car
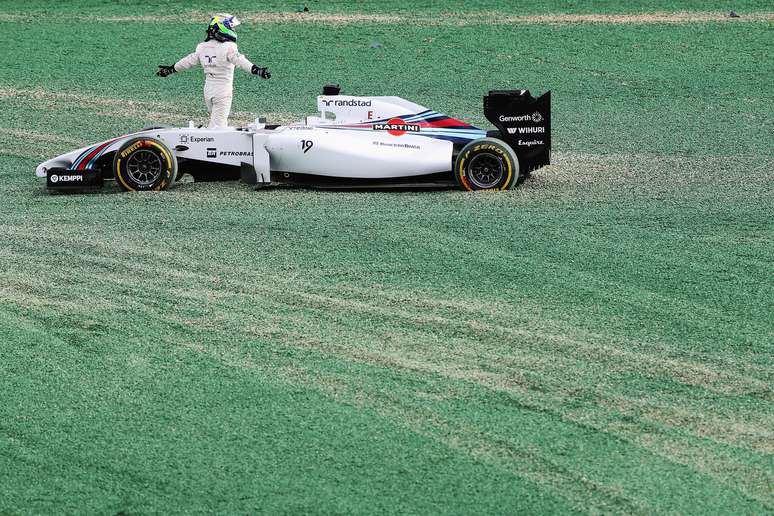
[37,86,550,192]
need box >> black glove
[251,65,271,79]
[157,65,176,78]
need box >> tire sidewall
[454,137,519,191]
[113,137,176,192]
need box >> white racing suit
[174,40,255,128]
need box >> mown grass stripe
[1,11,773,25]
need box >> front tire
[113,137,176,192]
[454,137,519,191]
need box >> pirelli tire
[487,130,529,184]
[113,137,176,192]
[454,137,519,191]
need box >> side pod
[484,90,551,174]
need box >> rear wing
[484,90,551,173]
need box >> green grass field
[1,1,772,513]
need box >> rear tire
[454,137,519,191]
[486,130,528,184]
[113,137,176,192]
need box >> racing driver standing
[156,13,271,128]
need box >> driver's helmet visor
[211,13,241,30]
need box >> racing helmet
[206,13,241,42]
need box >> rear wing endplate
[484,90,551,173]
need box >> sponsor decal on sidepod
[180,135,215,144]
[372,118,420,136]
[220,151,253,157]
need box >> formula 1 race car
[36,86,551,192]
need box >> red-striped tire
[113,137,176,192]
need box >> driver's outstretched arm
[156,51,199,77]
[227,46,271,78]
[174,51,200,72]
[226,47,254,74]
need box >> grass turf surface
[0,1,772,513]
